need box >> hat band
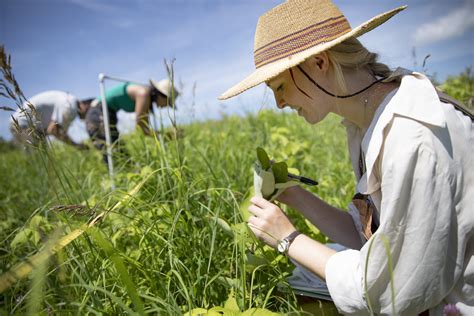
[254,15,351,68]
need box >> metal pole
[99,74,147,86]
[98,73,115,190]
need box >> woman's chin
[303,113,326,125]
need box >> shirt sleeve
[325,118,458,315]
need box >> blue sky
[1,0,473,142]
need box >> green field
[0,110,354,315]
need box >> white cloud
[112,19,135,29]
[67,0,119,13]
[414,1,474,46]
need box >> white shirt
[11,90,78,131]
[325,69,474,315]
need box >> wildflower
[443,303,460,316]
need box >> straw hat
[150,78,180,98]
[219,0,406,100]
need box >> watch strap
[280,230,301,253]
[284,230,301,243]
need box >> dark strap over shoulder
[436,90,474,121]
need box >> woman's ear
[309,52,330,73]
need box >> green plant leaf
[271,162,288,183]
[224,292,240,312]
[89,228,145,314]
[184,307,208,316]
[11,228,33,248]
[242,308,282,315]
[256,147,271,170]
[214,217,234,238]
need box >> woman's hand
[247,196,296,248]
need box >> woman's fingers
[247,215,278,247]
[247,196,296,248]
[248,204,265,217]
[247,215,263,229]
[250,196,274,209]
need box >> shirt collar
[381,67,446,128]
[343,68,446,194]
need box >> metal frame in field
[98,73,147,189]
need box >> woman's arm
[277,186,363,249]
[127,85,152,135]
[46,121,87,149]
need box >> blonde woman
[219,1,473,315]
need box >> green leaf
[239,186,253,222]
[271,161,288,183]
[29,215,45,229]
[90,228,145,314]
[224,291,240,312]
[140,165,153,176]
[242,308,282,315]
[245,253,268,272]
[256,147,271,170]
[11,228,33,248]
[208,306,239,315]
[287,167,300,176]
[184,307,208,316]
[214,217,234,238]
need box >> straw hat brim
[219,5,407,100]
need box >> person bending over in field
[85,78,179,150]
[219,0,473,315]
[10,90,92,149]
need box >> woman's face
[266,63,333,124]
[155,93,169,108]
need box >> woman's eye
[276,84,283,92]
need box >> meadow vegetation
[0,109,354,315]
[1,41,471,313]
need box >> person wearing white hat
[85,78,179,149]
[220,0,473,315]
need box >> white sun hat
[150,78,180,99]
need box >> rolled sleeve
[326,249,368,315]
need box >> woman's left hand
[247,196,297,249]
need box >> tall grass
[0,109,354,314]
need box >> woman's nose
[276,100,286,109]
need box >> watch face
[277,239,289,253]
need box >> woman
[219,1,473,315]
[86,78,179,149]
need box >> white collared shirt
[325,69,474,315]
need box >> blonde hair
[326,37,392,94]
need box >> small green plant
[440,66,474,110]
[254,147,299,201]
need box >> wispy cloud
[414,1,474,46]
[112,19,135,29]
[67,0,119,13]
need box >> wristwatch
[277,231,301,254]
